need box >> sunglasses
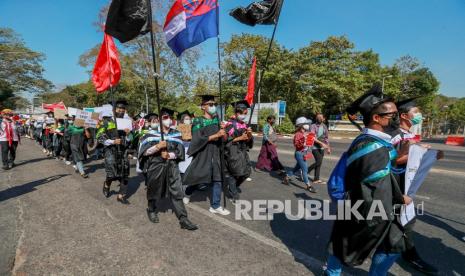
[377,112,398,118]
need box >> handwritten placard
[54,108,68,119]
[177,124,192,141]
[74,118,85,127]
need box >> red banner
[244,57,257,106]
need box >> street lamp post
[381,75,393,93]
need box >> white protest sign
[68,107,78,116]
[116,118,133,131]
[75,109,92,120]
[84,119,98,128]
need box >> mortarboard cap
[112,100,128,108]
[144,113,158,120]
[231,100,251,110]
[160,107,175,117]
[177,110,193,120]
[396,96,421,113]
[346,84,392,116]
[197,94,218,105]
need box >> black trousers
[105,178,128,195]
[308,148,324,181]
[1,141,18,167]
[63,139,72,161]
[148,197,188,221]
[402,219,419,260]
[227,175,247,198]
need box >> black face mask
[382,113,400,133]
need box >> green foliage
[0,28,53,94]
[276,114,295,134]
[258,108,276,130]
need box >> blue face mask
[410,113,423,125]
[208,106,217,115]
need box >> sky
[1,0,464,98]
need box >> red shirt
[293,131,306,151]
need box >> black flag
[230,0,283,26]
[105,0,150,43]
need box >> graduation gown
[97,119,132,180]
[183,116,222,186]
[224,119,253,178]
[138,129,185,200]
[328,134,405,266]
[69,125,86,162]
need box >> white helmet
[295,117,308,126]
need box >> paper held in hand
[400,144,438,226]
[116,118,133,131]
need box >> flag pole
[216,0,227,209]
[103,31,119,137]
[248,0,284,126]
[146,0,164,141]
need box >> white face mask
[183,119,191,125]
[237,114,247,121]
[162,119,171,128]
[303,124,310,131]
[150,123,159,129]
[208,106,217,115]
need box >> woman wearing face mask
[223,100,254,203]
[53,119,65,160]
[256,115,287,177]
[287,117,316,193]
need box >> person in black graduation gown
[389,97,442,275]
[224,100,253,203]
[97,100,133,204]
[325,85,410,276]
[183,95,230,216]
[138,108,198,230]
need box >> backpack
[327,134,394,201]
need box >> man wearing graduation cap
[138,107,198,230]
[97,100,134,204]
[183,94,230,216]
[388,97,441,275]
[223,100,254,203]
[325,85,410,276]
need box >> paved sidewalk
[0,140,314,275]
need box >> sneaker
[209,206,230,216]
[42,149,47,153]
[183,196,191,205]
[72,165,77,171]
[65,161,71,166]
[246,177,252,182]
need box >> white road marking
[186,203,330,275]
[415,195,431,200]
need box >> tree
[0,28,53,94]
[76,0,201,114]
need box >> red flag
[244,57,257,106]
[92,33,121,93]
[42,102,66,111]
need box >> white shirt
[362,128,392,142]
[0,120,19,142]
